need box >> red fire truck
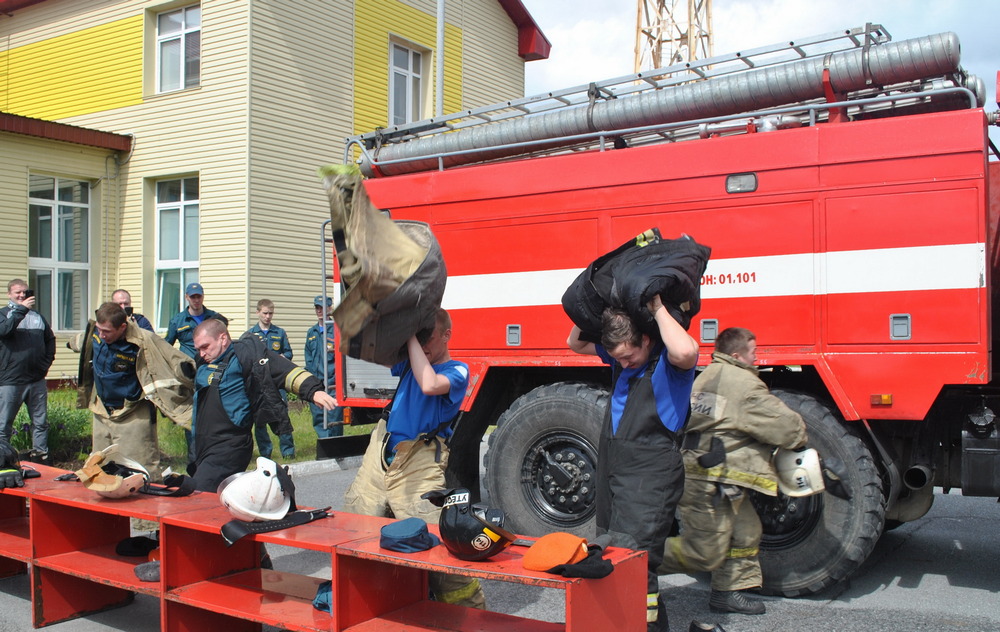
[333,25,1000,596]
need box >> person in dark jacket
[568,294,699,632]
[189,318,337,492]
[112,288,154,332]
[304,295,344,438]
[0,279,55,461]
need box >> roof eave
[497,0,551,61]
[0,112,133,152]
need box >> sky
[519,0,998,145]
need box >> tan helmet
[75,444,149,499]
[774,447,826,497]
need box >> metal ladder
[350,23,893,150]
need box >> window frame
[389,41,426,126]
[154,176,200,329]
[26,175,92,332]
[156,3,201,94]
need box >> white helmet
[75,444,150,499]
[218,457,291,521]
[774,447,826,497]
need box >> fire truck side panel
[361,108,990,427]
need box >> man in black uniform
[568,295,699,632]
[189,318,337,491]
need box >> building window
[155,177,199,328]
[390,42,424,126]
[27,175,90,331]
[157,4,201,93]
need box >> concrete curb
[286,455,363,476]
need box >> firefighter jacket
[321,168,446,367]
[562,229,711,342]
[683,352,807,496]
[70,320,196,429]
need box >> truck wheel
[484,382,606,537]
[752,389,886,597]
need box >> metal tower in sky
[635,0,713,72]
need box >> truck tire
[753,389,886,597]
[484,382,606,537]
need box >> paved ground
[2,449,999,631]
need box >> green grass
[157,399,375,472]
[10,386,374,472]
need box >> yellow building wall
[0,15,144,120]
[353,0,464,136]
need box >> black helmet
[0,438,18,470]
[423,488,516,561]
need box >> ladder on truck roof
[347,23,983,178]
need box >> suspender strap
[140,473,196,497]
[220,508,331,547]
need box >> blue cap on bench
[380,517,441,553]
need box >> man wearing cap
[111,288,154,332]
[69,302,196,482]
[165,283,225,358]
[304,295,343,438]
[166,282,225,464]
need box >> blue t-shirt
[386,359,469,451]
[597,344,695,435]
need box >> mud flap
[316,434,371,460]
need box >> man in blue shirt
[165,283,225,358]
[304,296,343,438]
[568,295,699,632]
[343,309,485,609]
[244,298,295,458]
[111,289,154,332]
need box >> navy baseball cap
[313,295,333,307]
[380,517,440,553]
[185,282,204,296]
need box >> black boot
[647,598,669,632]
[690,621,727,632]
[709,589,766,615]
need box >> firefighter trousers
[92,398,161,532]
[657,478,763,591]
[343,419,486,609]
[92,398,161,481]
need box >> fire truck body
[336,26,999,596]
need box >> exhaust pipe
[903,464,933,490]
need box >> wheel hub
[521,433,598,526]
[752,491,823,548]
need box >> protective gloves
[0,468,24,489]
